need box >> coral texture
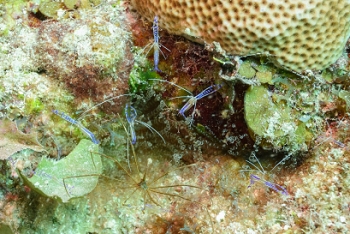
[131,0,350,72]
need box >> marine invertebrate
[243,153,288,196]
[124,104,165,144]
[142,15,169,72]
[177,83,223,123]
[151,79,223,125]
[248,174,288,195]
[53,110,99,144]
[94,152,201,208]
[62,120,203,209]
[130,0,350,72]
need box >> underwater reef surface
[130,0,350,72]
[0,0,350,233]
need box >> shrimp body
[154,47,160,72]
[179,84,223,120]
[153,16,160,44]
[248,174,288,196]
[150,79,223,125]
[124,104,165,144]
[125,104,138,144]
[143,16,169,72]
[153,16,161,71]
[53,110,99,144]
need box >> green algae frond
[21,139,101,203]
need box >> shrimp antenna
[78,94,132,121]
[149,78,193,96]
[135,120,166,144]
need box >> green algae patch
[244,85,298,149]
[238,61,256,78]
[294,123,313,145]
[244,85,274,136]
[24,98,45,115]
[129,64,161,93]
[256,71,273,84]
[321,69,334,83]
[22,139,102,203]
[338,90,350,110]
[39,1,64,18]
[255,64,275,84]
[64,0,79,9]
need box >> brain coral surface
[131,0,350,72]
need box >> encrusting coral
[130,0,350,72]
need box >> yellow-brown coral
[131,0,350,72]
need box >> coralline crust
[131,0,350,72]
[36,8,132,114]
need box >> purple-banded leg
[124,104,165,144]
[78,124,100,144]
[129,122,137,145]
[153,44,170,72]
[247,174,288,196]
[125,104,138,144]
